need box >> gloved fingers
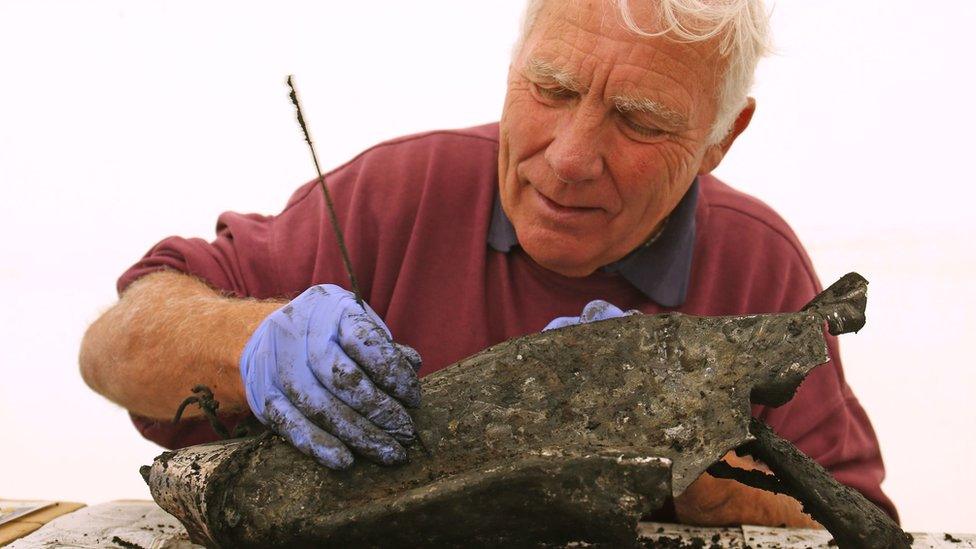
[393,343,423,374]
[278,366,408,466]
[543,316,580,331]
[579,300,627,323]
[275,284,357,338]
[307,347,417,443]
[359,299,394,338]
[337,310,422,408]
[264,393,354,470]
[543,301,637,331]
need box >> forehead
[522,0,723,114]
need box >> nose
[544,110,606,184]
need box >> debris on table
[638,523,976,548]
[8,505,973,549]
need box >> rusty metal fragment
[736,418,911,549]
[146,273,882,548]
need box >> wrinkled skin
[498,0,754,277]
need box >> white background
[1,0,974,533]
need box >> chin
[520,236,601,278]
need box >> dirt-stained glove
[240,284,422,470]
[543,300,640,331]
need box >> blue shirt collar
[487,178,699,308]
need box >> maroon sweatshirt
[119,123,896,519]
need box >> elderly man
[80,0,896,527]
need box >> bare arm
[79,270,282,420]
[674,452,819,528]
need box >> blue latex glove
[543,300,640,331]
[240,284,422,469]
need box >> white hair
[515,0,771,144]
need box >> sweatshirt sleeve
[117,210,279,298]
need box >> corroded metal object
[743,418,912,549]
[147,274,871,548]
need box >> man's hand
[240,284,422,469]
[544,300,639,331]
[675,451,820,528]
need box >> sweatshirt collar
[488,178,698,308]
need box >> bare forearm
[79,271,282,419]
[674,453,819,528]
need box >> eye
[532,83,577,104]
[620,115,667,141]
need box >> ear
[698,97,756,175]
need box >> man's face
[498,0,734,277]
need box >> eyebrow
[612,94,689,130]
[525,57,689,131]
[524,58,585,93]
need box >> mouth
[531,186,603,220]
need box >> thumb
[579,300,627,323]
